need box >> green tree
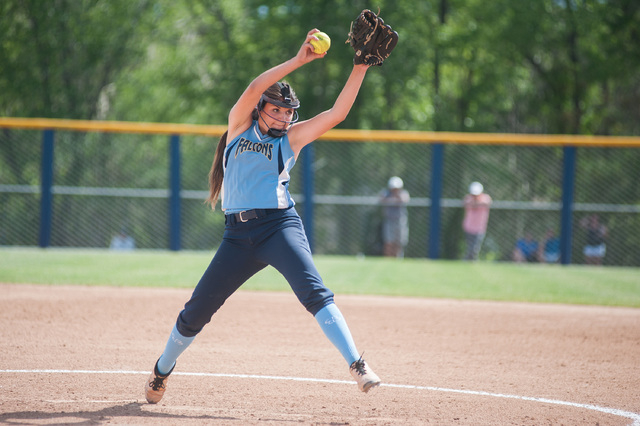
[0,0,152,119]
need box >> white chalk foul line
[2,369,639,425]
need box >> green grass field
[1,247,639,307]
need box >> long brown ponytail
[205,131,228,209]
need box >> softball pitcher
[145,16,398,403]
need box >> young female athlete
[145,29,381,403]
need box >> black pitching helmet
[259,82,300,111]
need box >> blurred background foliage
[1,0,639,264]
[1,0,639,135]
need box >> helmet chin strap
[259,113,289,137]
[258,108,298,137]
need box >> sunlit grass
[1,247,638,307]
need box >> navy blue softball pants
[176,207,334,337]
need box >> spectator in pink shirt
[462,182,492,260]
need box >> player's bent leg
[146,237,265,403]
[177,238,267,336]
[256,213,333,314]
[259,218,382,393]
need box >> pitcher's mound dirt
[1,284,638,425]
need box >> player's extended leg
[145,236,267,403]
[257,210,381,392]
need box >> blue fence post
[169,134,181,251]
[39,130,54,248]
[429,143,444,259]
[302,144,315,251]
[560,146,576,265]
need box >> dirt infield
[1,283,639,425]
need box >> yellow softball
[310,31,331,54]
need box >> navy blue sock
[314,303,360,366]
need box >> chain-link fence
[1,121,639,266]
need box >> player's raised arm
[287,64,369,155]
[227,29,326,141]
[287,9,398,155]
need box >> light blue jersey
[222,121,296,213]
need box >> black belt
[225,208,281,224]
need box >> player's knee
[305,293,335,317]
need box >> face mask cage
[258,83,300,136]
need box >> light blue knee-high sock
[156,324,195,375]
[314,303,360,366]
